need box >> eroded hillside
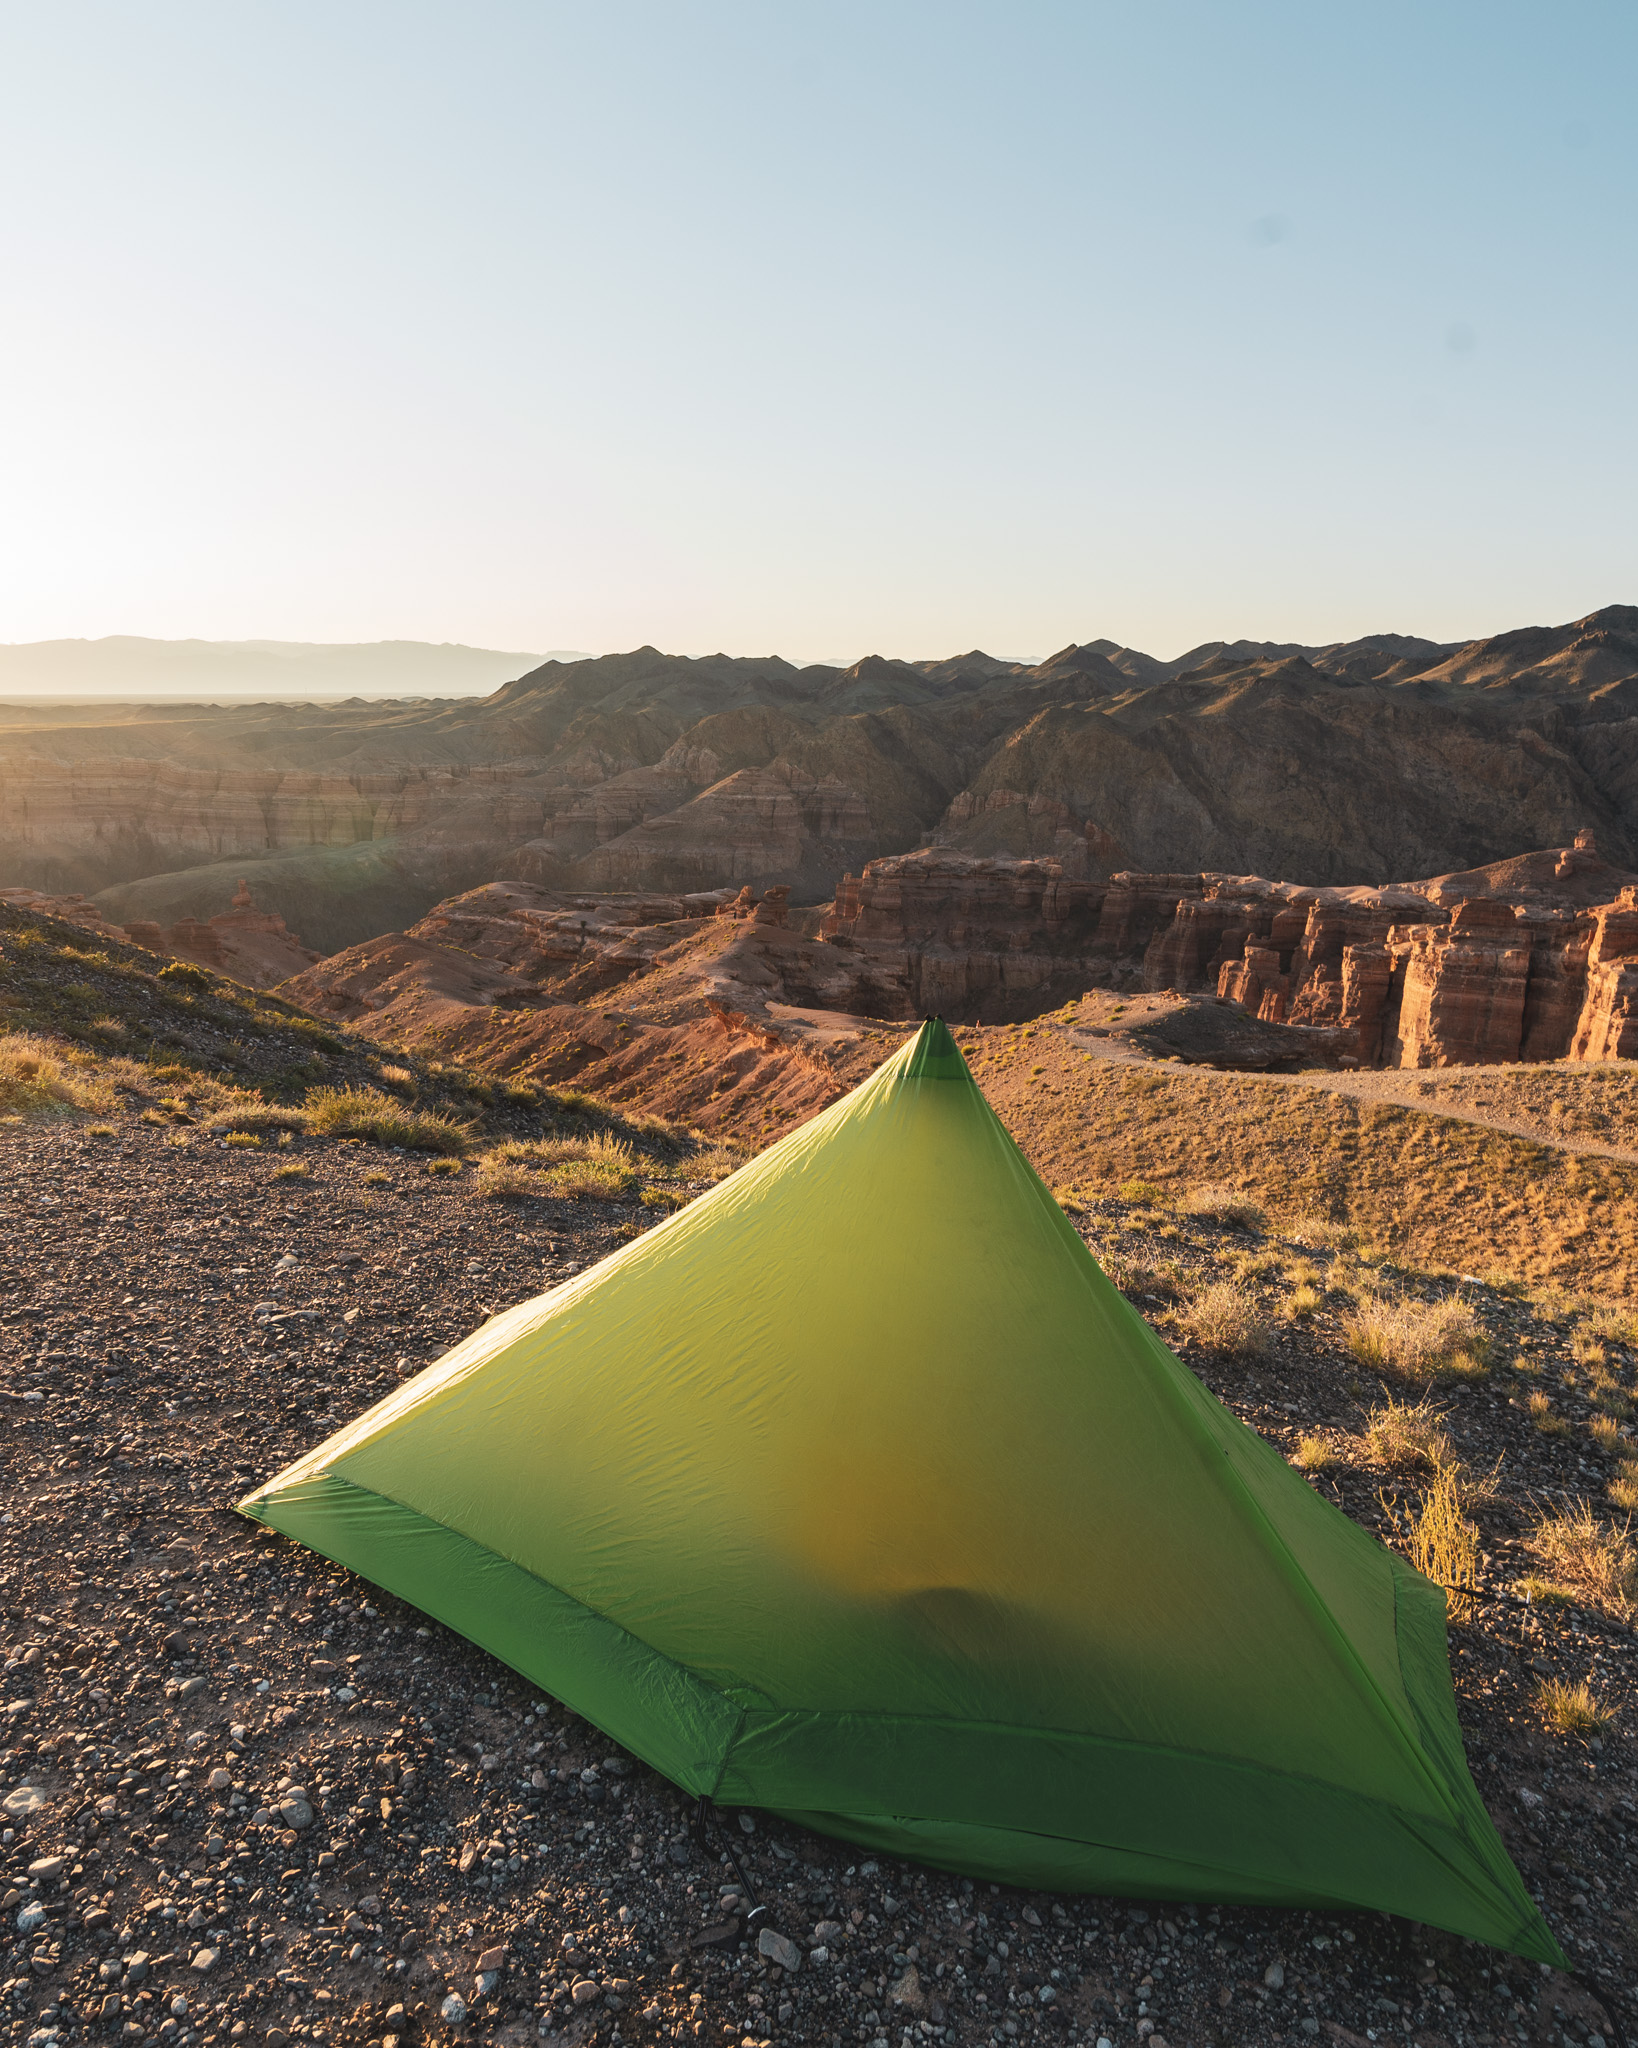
[5,604,1638,950]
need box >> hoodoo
[240,1021,1558,1963]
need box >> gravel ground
[1,1120,1635,2048]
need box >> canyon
[260,832,1638,1133]
[3,604,1638,954]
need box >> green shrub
[158,961,214,991]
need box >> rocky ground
[2,1110,1636,2048]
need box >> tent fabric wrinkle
[238,1016,1562,1967]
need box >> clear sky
[1,2,1634,663]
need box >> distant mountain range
[0,637,575,699]
[3,605,1636,950]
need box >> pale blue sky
[1,2,1633,661]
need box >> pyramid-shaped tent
[241,1021,1558,1963]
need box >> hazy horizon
[1,602,1631,702]
[2,2,1634,659]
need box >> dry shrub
[1527,1502,1638,1620]
[0,1031,114,1117]
[1172,1278,1265,1355]
[1292,1432,1337,1473]
[377,1064,415,1089]
[222,1132,262,1150]
[1387,1465,1480,1617]
[1363,1396,1453,1472]
[1586,1306,1638,1348]
[272,1161,308,1180]
[303,1086,467,1154]
[1343,1289,1488,1380]
[1182,1183,1268,1231]
[1119,1179,1167,1207]
[1537,1677,1612,1739]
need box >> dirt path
[1058,1024,1638,1169]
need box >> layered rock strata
[5,603,1638,953]
[1194,837,1638,1065]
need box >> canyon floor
[4,914,1638,2048]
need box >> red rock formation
[820,849,1108,1017]
[1195,841,1638,1066]
[0,879,318,987]
[1570,890,1638,1060]
[1388,899,1534,1067]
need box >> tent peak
[901,1016,969,1080]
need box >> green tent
[240,1020,1559,1963]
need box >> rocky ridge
[0,881,319,991]
[5,605,1638,951]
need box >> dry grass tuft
[474,1130,639,1202]
[303,1086,467,1154]
[222,1132,261,1150]
[271,1161,309,1181]
[1285,1213,1357,1251]
[1342,1289,1488,1381]
[1182,1183,1267,1231]
[1387,1465,1480,1617]
[1528,1390,1570,1435]
[1363,1395,1453,1472]
[1610,1460,1638,1514]
[1527,1502,1638,1620]
[1586,1306,1638,1348]
[1537,1677,1612,1739]
[1285,1282,1322,1319]
[490,1132,635,1173]
[471,1155,536,1200]
[425,1157,462,1177]
[1171,1278,1266,1355]
[202,1098,310,1135]
[1589,1413,1624,1453]
[0,1031,116,1117]
[685,1143,746,1185]
[376,1063,416,1089]
[1118,1178,1167,1207]
[543,1157,632,1202]
[1292,1432,1337,1473]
